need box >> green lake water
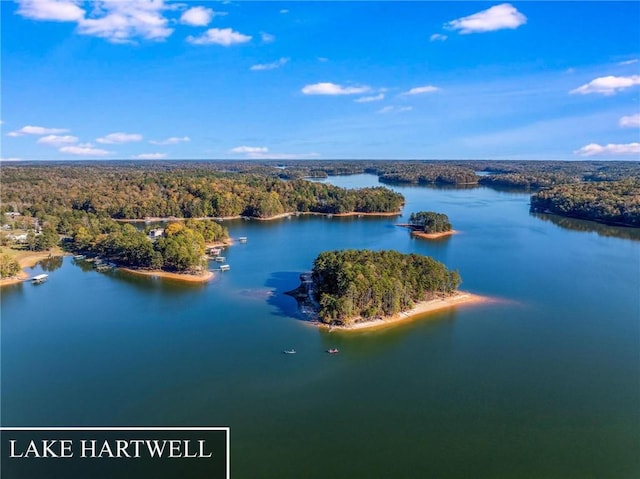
[2,174,639,478]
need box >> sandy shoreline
[396,224,458,239]
[412,230,459,239]
[0,248,66,287]
[317,292,489,332]
[120,268,214,283]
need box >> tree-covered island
[398,211,455,239]
[289,249,482,330]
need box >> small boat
[283,349,296,354]
[238,236,248,243]
[219,264,230,271]
[214,256,226,262]
[31,274,48,284]
[327,348,339,354]
[73,254,86,260]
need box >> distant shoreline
[316,292,489,332]
[115,210,402,223]
[120,268,214,283]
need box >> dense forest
[0,165,404,220]
[310,249,461,325]
[530,179,640,227]
[409,211,452,233]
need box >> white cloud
[60,144,111,156]
[261,32,275,43]
[618,59,638,66]
[37,134,79,146]
[377,106,413,114]
[78,1,173,43]
[250,57,289,71]
[17,0,85,22]
[402,85,440,95]
[149,136,191,145]
[133,153,167,159]
[317,57,329,63]
[96,132,143,144]
[8,125,69,136]
[280,9,289,14]
[302,82,371,95]
[0,157,23,162]
[446,3,527,34]
[16,0,174,43]
[430,33,447,42]
[570,75,640,95]
[187,28,252,46]
[355,93,385,103]
[230,146,269,154]
[619,114,640,128]
[574,142,640,157]
[180,6,215,26]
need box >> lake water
[2,174,639,478]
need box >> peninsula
[288,249,486,330]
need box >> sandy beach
[120,268,214,283]
[319,292,489,332]
[0,248,66,287]
[411,230,459,239]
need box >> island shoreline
[310,292,490,332]
[114,210,402,223]
[120,268,214,283]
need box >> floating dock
[31,274,48,284]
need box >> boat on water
[219,264,230,271]
[214,256,226,262]
[327,348,339,354]
[238,236,248,243]
[283,349,296,354]
[73,254,86,260]
[31,274,48,284]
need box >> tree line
[530,179,640,227]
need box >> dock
[31,274,48,284]
[219,264,231,271]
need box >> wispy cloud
[261,32,275,43]
[250,57,289,71]
[133,153,168,160]
[574,142,640,157]
[570,75,640,95]
[8,125,69,137]
[96,132,143,144]
[302,82,371,95]
[355,93,385,103]
[445,3,527,34]
[280,9,289,14]
[149,136,191,145]
[0,157,24,162]
[60,144,111,156]
[378,106,413,114]
[402,85,440,95]
[229,145,318,159]
[37,134,79,146]
[429,33,447,42]
[618,59,638,66]
[187,28,252,46]
[180,6,220,27]
[619,114,640,128]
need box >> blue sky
[1,1,639,161]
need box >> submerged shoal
[120,268,213,283]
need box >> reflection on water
[531,212,640,241]
[38,255,64,272]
